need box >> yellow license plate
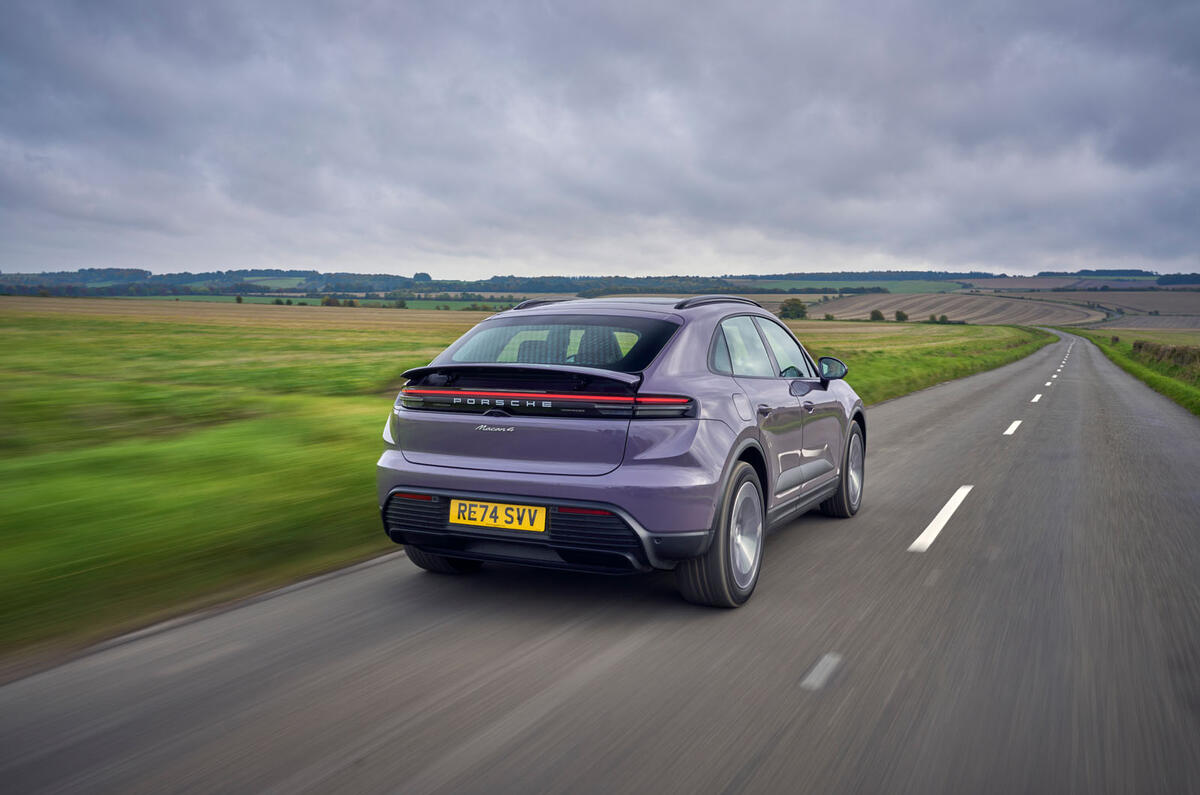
[449,499,546,532]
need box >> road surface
[3,331,1199,794]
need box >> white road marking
[908,485,974,553]
[1045,381,1052,386]
[1031,394,1042,402]
[1052,374,1058,378]
[1004,421,1022,435]
[801,653,843,690]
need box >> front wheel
[820,422,865,518]
[676,461,765,608]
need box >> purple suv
[377,295,865,606]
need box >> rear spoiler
[401,362,643,387]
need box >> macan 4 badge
[474,424,515,432]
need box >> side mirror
[818,356,848,380]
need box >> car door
[716,316,806,505]
[754,317,845,496]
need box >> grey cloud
[0,0,1197,276]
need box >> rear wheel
[404,545,483,574]
[676,461,764,608]
[820,422,864,518]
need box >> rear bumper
[380,485,710,572]
[378,417,730,536]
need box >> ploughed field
[817,292,1105,325]
[0,297,1050,659]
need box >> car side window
[710,327,733,374]
[755,318,816,378]
[719,316,775,378]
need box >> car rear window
[448,314,681,373]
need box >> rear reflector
[391,492,433,501]
[558,506,614,516]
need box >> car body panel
[377,296,865,573]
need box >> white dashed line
[1031,394,1042,402]
[1004,420,1022,435]
[801,653,843,690]
[909,485,974,553]
[1045,381,1052,386]
[1052,374,1058,379]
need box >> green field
[785,321,1053,404]
[731,279,964,294]
[112,294,516,310]
[1072,329,1200,415]
[0,298,1050,655]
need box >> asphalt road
[3,331,1200,794]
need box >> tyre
[676,461,765,608]
[820,421,864,518]
[404,545,484,574]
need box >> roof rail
[673,295,762,310]
[512,297,576,310]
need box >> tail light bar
[398,388,694,418]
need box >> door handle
[802,401,816,414]
[757,404,772,417]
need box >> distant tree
[235,295,243,304]
[939,314,949,324]
[929,314,938,323]
[343,298,357,307]
[414,272,432,282]
[894,309,908,322]
[321,296,340,307]
[273,298,284,305]
[297,301,308,306]
[285,299,293,305]
[393,298,407,308]
[779,298,808,319]
[869,309,885,321]
[824,313,835,321]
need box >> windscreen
[448,314,680,373]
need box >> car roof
[493,295,765,321]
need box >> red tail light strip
[391,492,433,501]
[402,388,690,405]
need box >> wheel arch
[851,407,866,445]
[733,438,768,495]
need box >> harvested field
[1092,315,1200,329]
[1013,290,1200,315]
[817,292,1103,325]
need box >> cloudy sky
[1,1,1197,277]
